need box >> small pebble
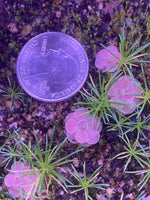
[20,4,25,8]
[98,2,103,10]
[7,117,14,123]
[0,115,3,121]
[60,191,64,196]
[47,128,52,138]
[88,5,92,11]
[26,114,32,121]
[56,11,61,18]
[21,24,32,36]
[9,122,18,129]
[106,187,115,197]
[73,157,79,168]
[35,17,41,24]
[128,179,134,186]
[134,2,139,7]
[96,194,107,200]
[119,181,125,187]
[7,22,18,33]
[84,152,89,158]
[98,159,103,165]
[126,193,135,200]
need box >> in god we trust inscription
[16,32,89,102]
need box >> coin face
[17,32,89,102]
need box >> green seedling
[76,69,133,124]
[0,77,25,108]
[67,162,109,200]
[108,111,150,138]
[123,114,150,138]
[113,134,150,171]
[100,24,150,73]
[0,127,83,196]
[107,111,136,136]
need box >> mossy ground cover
[0,0,150,199]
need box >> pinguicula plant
[76,68,143,124]
[0,127,83,199]
[106,75,143,114]
[95,45,121,72]
[96,24,150,73]
[4,161,39,199]
[64,108,102,146]
[67,162,109,200]
[75,69,125,123]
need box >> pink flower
[107,75,143,114]
[65,108,102,146]
[95,45,121,72]
[4,162,37,199]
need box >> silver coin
[16,32,89,102]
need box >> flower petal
[75,131,88,143]
[77,119,88,131]
[68,134,78,144]
[87,130,100,145]
[65,118,78,134]
[95,45,121,72]
[4,174,15,187]
[8,187,21,197]
[74,109,88,121]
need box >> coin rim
[16,32,89,102]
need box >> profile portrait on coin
[26,48,78,93]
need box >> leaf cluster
[0,127,83,198]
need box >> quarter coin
[16,32,89,102]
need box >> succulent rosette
[95,45,121,72]
[4,162,37,199]
[107,75,143,114]
[65,109,102,146]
